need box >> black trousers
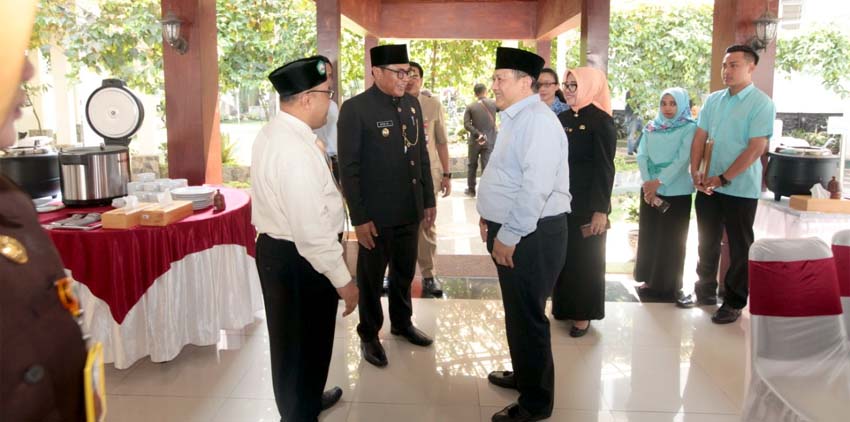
[634,192,693,300]
[467,141,491,191]
[486,213,568,415]
[693,191,757,309]
[255,234,339,422]
[356,222,419,341]
[552,213,607,320]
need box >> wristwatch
[443,172,452,178]
[718,174,731,186]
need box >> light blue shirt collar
[501,94,541,119]
[722,83,755,100]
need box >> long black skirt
[552,213,606,321]
[633,192,692,302]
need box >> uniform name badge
[377,120,393,138]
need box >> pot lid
[85,79,144,147]
[1,145,55,156]
[60,144,128,156]
[771,145,834,157]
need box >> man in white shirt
[252,57,358,422]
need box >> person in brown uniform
[405,61,451,298]
[1,5,88,419]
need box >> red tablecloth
[40,188,256,324]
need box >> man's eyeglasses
[561,82,578,93]
[380,66,413,80]
[306,89,335,99]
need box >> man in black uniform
[338,44,437,367]
[1,10,88,419]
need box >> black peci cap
[495,47,545,79]
[370,44,409,66]
[268,57,328,97]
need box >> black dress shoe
[360,339,388,367]
[487,370,517,390]
[636,286,678,303]
[464,188,476,197]
[711,304,742,324]
[422,277,444,298]
[491,403,549,422]
[569,321,591,338]
[390,325,433,346]
[676,293,718,309]
[320,386,342,411]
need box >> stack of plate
[170,186,216,210]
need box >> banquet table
[754,193,850,243]
[39,188,263,369]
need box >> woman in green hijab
[634,87,697,302]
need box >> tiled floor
[104,299,750,421]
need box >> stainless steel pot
[59,145,130,206]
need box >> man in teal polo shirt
[677,44,776,324]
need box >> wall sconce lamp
[750,4,779,51]
[161,12,188,55]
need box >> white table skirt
[73,244,264,369]
[754,196,850,243]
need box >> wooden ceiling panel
[382,0,535,3]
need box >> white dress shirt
[251,111,350,288]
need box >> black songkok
[370,44,409,66]
[268,57,328,97]
[495,47,545,79]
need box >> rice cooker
[60,79,143,206]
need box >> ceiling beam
[340,0,381,35]
[379,1,536,39]
[536,0,581,40]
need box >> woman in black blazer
[552,67,617,337]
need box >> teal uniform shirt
[697,83,776,199]
[637,123,697,197]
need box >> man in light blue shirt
[477,47,571,422]
[678,45,776,325]
[312,56,340,180]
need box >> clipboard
[699,139,715,176]
[84,342,106,422]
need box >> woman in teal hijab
[634,87,697,302]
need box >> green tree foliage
[339,28,364,100]
[31,0,163,95]
[608,4,713,120]
[217,0,316,94]
[30,0,76,54]
[776,27,850,98]
[406,40,502,95]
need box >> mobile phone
[580,220,611,238]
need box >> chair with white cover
[741,237,850,422]
[833,229,850,340]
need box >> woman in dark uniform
[551,67,616,337]
[0,55,88,421]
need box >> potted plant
[23,83,54,139]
